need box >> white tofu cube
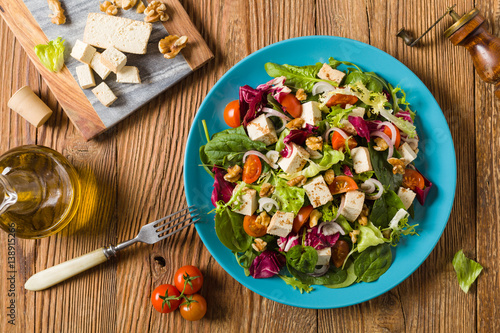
[75,64,95,89]
[317,63,345,84]
[90,52,112,80]
[277,143,310,174]
[100,46,127,73]
[397,187,416,210]
[70,40,96,65]
[340,190,365,222]
[316,247,331,266]
[267,211,294,237]
[351,147,373,174]
[350,107,366,118]
[232,185,257,216]
[303,175,333,208]
[92,82,117,107]
[398,142,417,165]
[300,101,322,127]
[247,114,278,146]
[117,66,141,84]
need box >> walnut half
[144,0,169,22]
[100,1,118,16]
[47,0,66,25]
[159,35,188,59]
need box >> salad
[199,57,432,292]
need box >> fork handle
[24,248,109,291]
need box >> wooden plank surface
[0,0,498,332]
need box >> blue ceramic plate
[184,36,456,308]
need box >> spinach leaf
[265,62,336,93]
[215,207,252,252]
[328,57,361,71]
[205,132,267,167]
[234,249,257,276]
[354,243,392,282]
[287,263,348,285]
[278,275,314,293]
[286,245,318,273]
[325,261,357,289]
[368,143,403,191]
[452,250,483,293]
[212,125,246,139]
[199,145,215,177]
[370,190,406,228]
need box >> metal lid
[444,8,480,38]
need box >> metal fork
[24,206,199,291]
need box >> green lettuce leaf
[272,177,305,215]
[264,62,338,92]
[280,145,344,180]
[326,105,356,128]
[34,37,65,72]
[357,222,386,252]
[452,250,483,293]
[278,275,314,293]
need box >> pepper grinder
[397,6,500,98]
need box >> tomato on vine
[174,265,203,295]
[179,294,207,321]
[151,284,181,313]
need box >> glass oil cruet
[0,145,81,239]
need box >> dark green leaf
[354,243,392,282]
[205,132,267,167]
[287,263,348,285]
[265,62,336,92]
[368,143,403,191]
[369,190,406,228]
[215,207,252,252]
[234,249,257,276]
[286,245,318,273]
[199,145,215,178]
[278,275,314,293]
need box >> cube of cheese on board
[267,211,294,237]
[92,82,117,107]
[303,175,333,208]
[90,52,112,80]
[83,13,153,54]
[75,64,96,89]
[247,114,278,146]
[277,143,310,174]
[117,66,141,84]
[100,47,127,73]
[70,40,96,65]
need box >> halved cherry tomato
[174,265,203,295]
[383,125,401,148]
[402,168,425,191]
[151,284,181,313]
[280,94,302,118]
[330,132,358,151]
[242,155,262,184]
[326,94,358,108]
[292,205,314,233]
[179,294,207,321]
[331,240,350,268]
[223,100,241,128]
[243,215,267,237]
[329,176,359,195]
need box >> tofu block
[100,47,127,73]
[92,82,117,107]
[277,143,310,174]
[397,187,416,210]
[303,175,333,208]
[90,52,112,80]
[398,142,417,165]
[317,63,345,84]
[232,186,257,216]
[341,190,365,222]
[75,64,96,89]
[70,40,96,65]
[351,147,373,174]
[267,211,294,237]
[247,114,278,146]
[84,13,153,54]
[300,101,322,127]
[316,247,331,266]
[117,66,141,84]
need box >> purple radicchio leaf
[395,110,413,124]
[256,76,291,103]
[342,165,353,177]
[239,85,266,126]
[277,232,300,252]
[280,124,317,157]
[211,166,236,206]
[304,226,340,250]
[367,120,382,133]
[249,250,286,278]
[414,168,433,205]
[348,116,371,142]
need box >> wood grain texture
[0,0,498,332]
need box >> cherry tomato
[292,205,314,233]
[326,94,359,108]
[242,155,262,184]
[331,240,350,268]
[179,294,207,321]
[383,125,401,148]
[174,265,203,295]
[402,169,425,191]
[223,100,241,128]
[280,94,302,118]
[243,215,267,237]
[330,132,358,151]
[329,176,359,195]
[151,284,181,313]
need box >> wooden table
[0,1,498,332]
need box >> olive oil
[0,145,80,239]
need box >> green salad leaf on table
[200,57,433,292]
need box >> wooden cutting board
[0,0,213,140]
